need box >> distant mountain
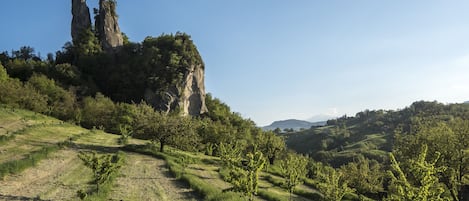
[307,114,338,122]
[464,101,469,104]
[262,119,326,131]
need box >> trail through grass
[0,149,93,201]
[109,153,201,201]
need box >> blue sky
[1,1,469,126]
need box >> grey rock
[144,64,208,116]
[71,0,91,43]
[96,0,123,52]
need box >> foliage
[134,107,198,152]
[0,77,48,113]
[256,131,286,165]
[0,62,7,82]
[339,155,384,196]
[394,118,469,200]
[385,145,450,201]
[78,151,124,193]
[315,164,354,201]
[223,151,266,201]
[279,152,309,201]
[26,74,77,120]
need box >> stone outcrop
[180,64,208,116]
[95,0,123,52]
[71,0,207,116]
[144,63,208,116]
[71,0,92,43]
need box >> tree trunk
[160,141,165,152]
[269,156,275,165]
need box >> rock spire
[71,0,92,43]
[95,0,124,52]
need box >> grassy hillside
[284,101,469,167]
[0,107,332,201]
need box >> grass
[0,145,59,179]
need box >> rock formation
[144,63,208,116]
[71,0,92,43]
[180,64,208,116]
[95,0,123,52]
[71,0,207,116]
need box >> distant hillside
[262,119,326,131]
[284,101,469,167]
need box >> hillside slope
[285,101,469,166]
[0,107,326,201]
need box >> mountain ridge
[262,119,326,131]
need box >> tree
[78,151,124,192]
[280,153,309,201]
[26,74,77,120]
[394,119,469,200]
[135,109,196,152]
[12,46,36,60]
[385,145,449,201]
[316,165,354,201]
[0,62,7,82]
[224,151,266,201]
[257,131,285,165]
[80,93,116,130]
[340,156,384,196]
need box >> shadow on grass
[0,194,51,201]
[72,143,122,154]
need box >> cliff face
[179,64,208,116]
[71,0,92,43]
[143,64,208,116]
[95,0,123,52]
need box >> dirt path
[109,153,201,201]
[0,149,92,201]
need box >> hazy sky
[1,0,469,126]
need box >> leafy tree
[394,119,469,200]
[78,151,124,192]
[26,74,77,120]
[224,150,266,201]
[256,131,285,165]
[340,156,384,196]
[385,145,449,201]
[12,46,37,61]
[280,152,309,201]
[134,109,196,152]
[80,93,115,130]
[0,77,48,113]
[0,62,7,82]
[316,164,354,201]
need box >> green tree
[257,131,285,165]
[26,74,77,120]
[340,156,384,196]
[280,153,309,201]
[385,145,449,201]
[80,93,116,130]
[224,151,266,201]
[135,110,196,152]
[316,165,354,201]
[78,151,124,192]
[0,62,7,82]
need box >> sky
[1,0,469,126]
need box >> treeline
[0,55,286,160]
[285,101,469,200]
